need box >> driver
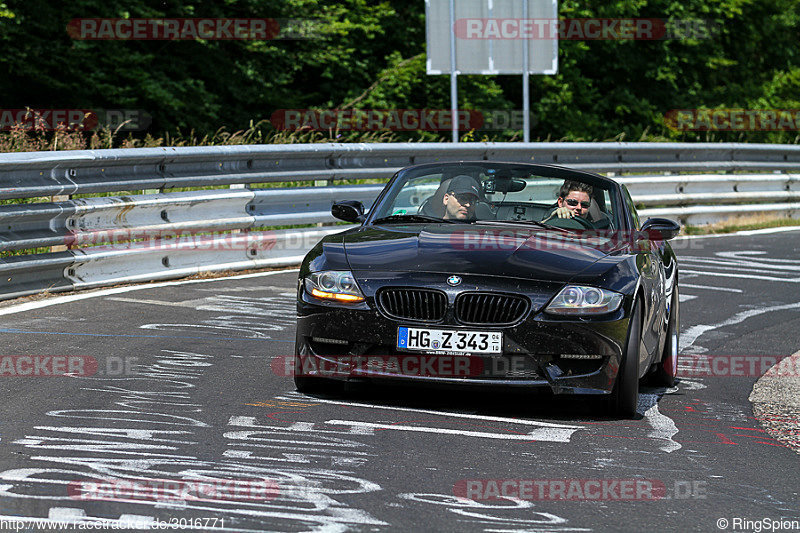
[545,180,593,221]
[442,175,481,220]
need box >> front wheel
[652,287,679,387]
[609,302,642,418]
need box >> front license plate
[397,327,502,354]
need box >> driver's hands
[554,207,574,219]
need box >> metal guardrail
[0,142,799,302]
[3,142,800,199]
[619,173,800,224]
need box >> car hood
[341,224,623,282]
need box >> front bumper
[295,276,631,395]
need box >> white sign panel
[426,0,558,75]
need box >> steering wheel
[417,198,431,215]
[546,215,595,230]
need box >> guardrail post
[314,178,335,227]
[50,194,71,252]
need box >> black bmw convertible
[293,161,680,417]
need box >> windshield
[370,163,621,231]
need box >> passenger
[546,180,593,220]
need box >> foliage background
[0,0,799,147]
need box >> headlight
[546,285,623,315]
[305,271,365,303]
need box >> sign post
[426,0,558,143]
[449,0,458,143]
[522,0,530,141]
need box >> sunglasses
[451,193,478,205]
[565,198,591,209]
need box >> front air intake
[377,288,447,322]
[455,292,530,326]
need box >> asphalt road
[0,229,798,532]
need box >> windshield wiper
[372,214,457,224]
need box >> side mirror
[332,201,365,223]
[640,218,681,240]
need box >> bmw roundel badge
[447,275,462,286]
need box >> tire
[652,287,679,387]
[609,302,642,418]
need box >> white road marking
[287,421,376,436]
[680,283,743,293]
[673,226,800,240]
[449,508,569,524]
[278,394,584,431]
[681,256,800,272]
[717,250,800,264]
[325,420,578,442]
[638,393,681,453]
[397,493,578,529]
[681,269,800,284]
[679,294,697,303]
[680,250,800,285]
[482,520,592,533]
[677,379,707,391]
[229,412,578,446]
[106,288,295,309]
[681,301,800,352]
[105,297,206,308]
[0,274,391,532]
[681,264,800,278]
[0,269,299,317]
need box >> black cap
[448,175,480,197]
